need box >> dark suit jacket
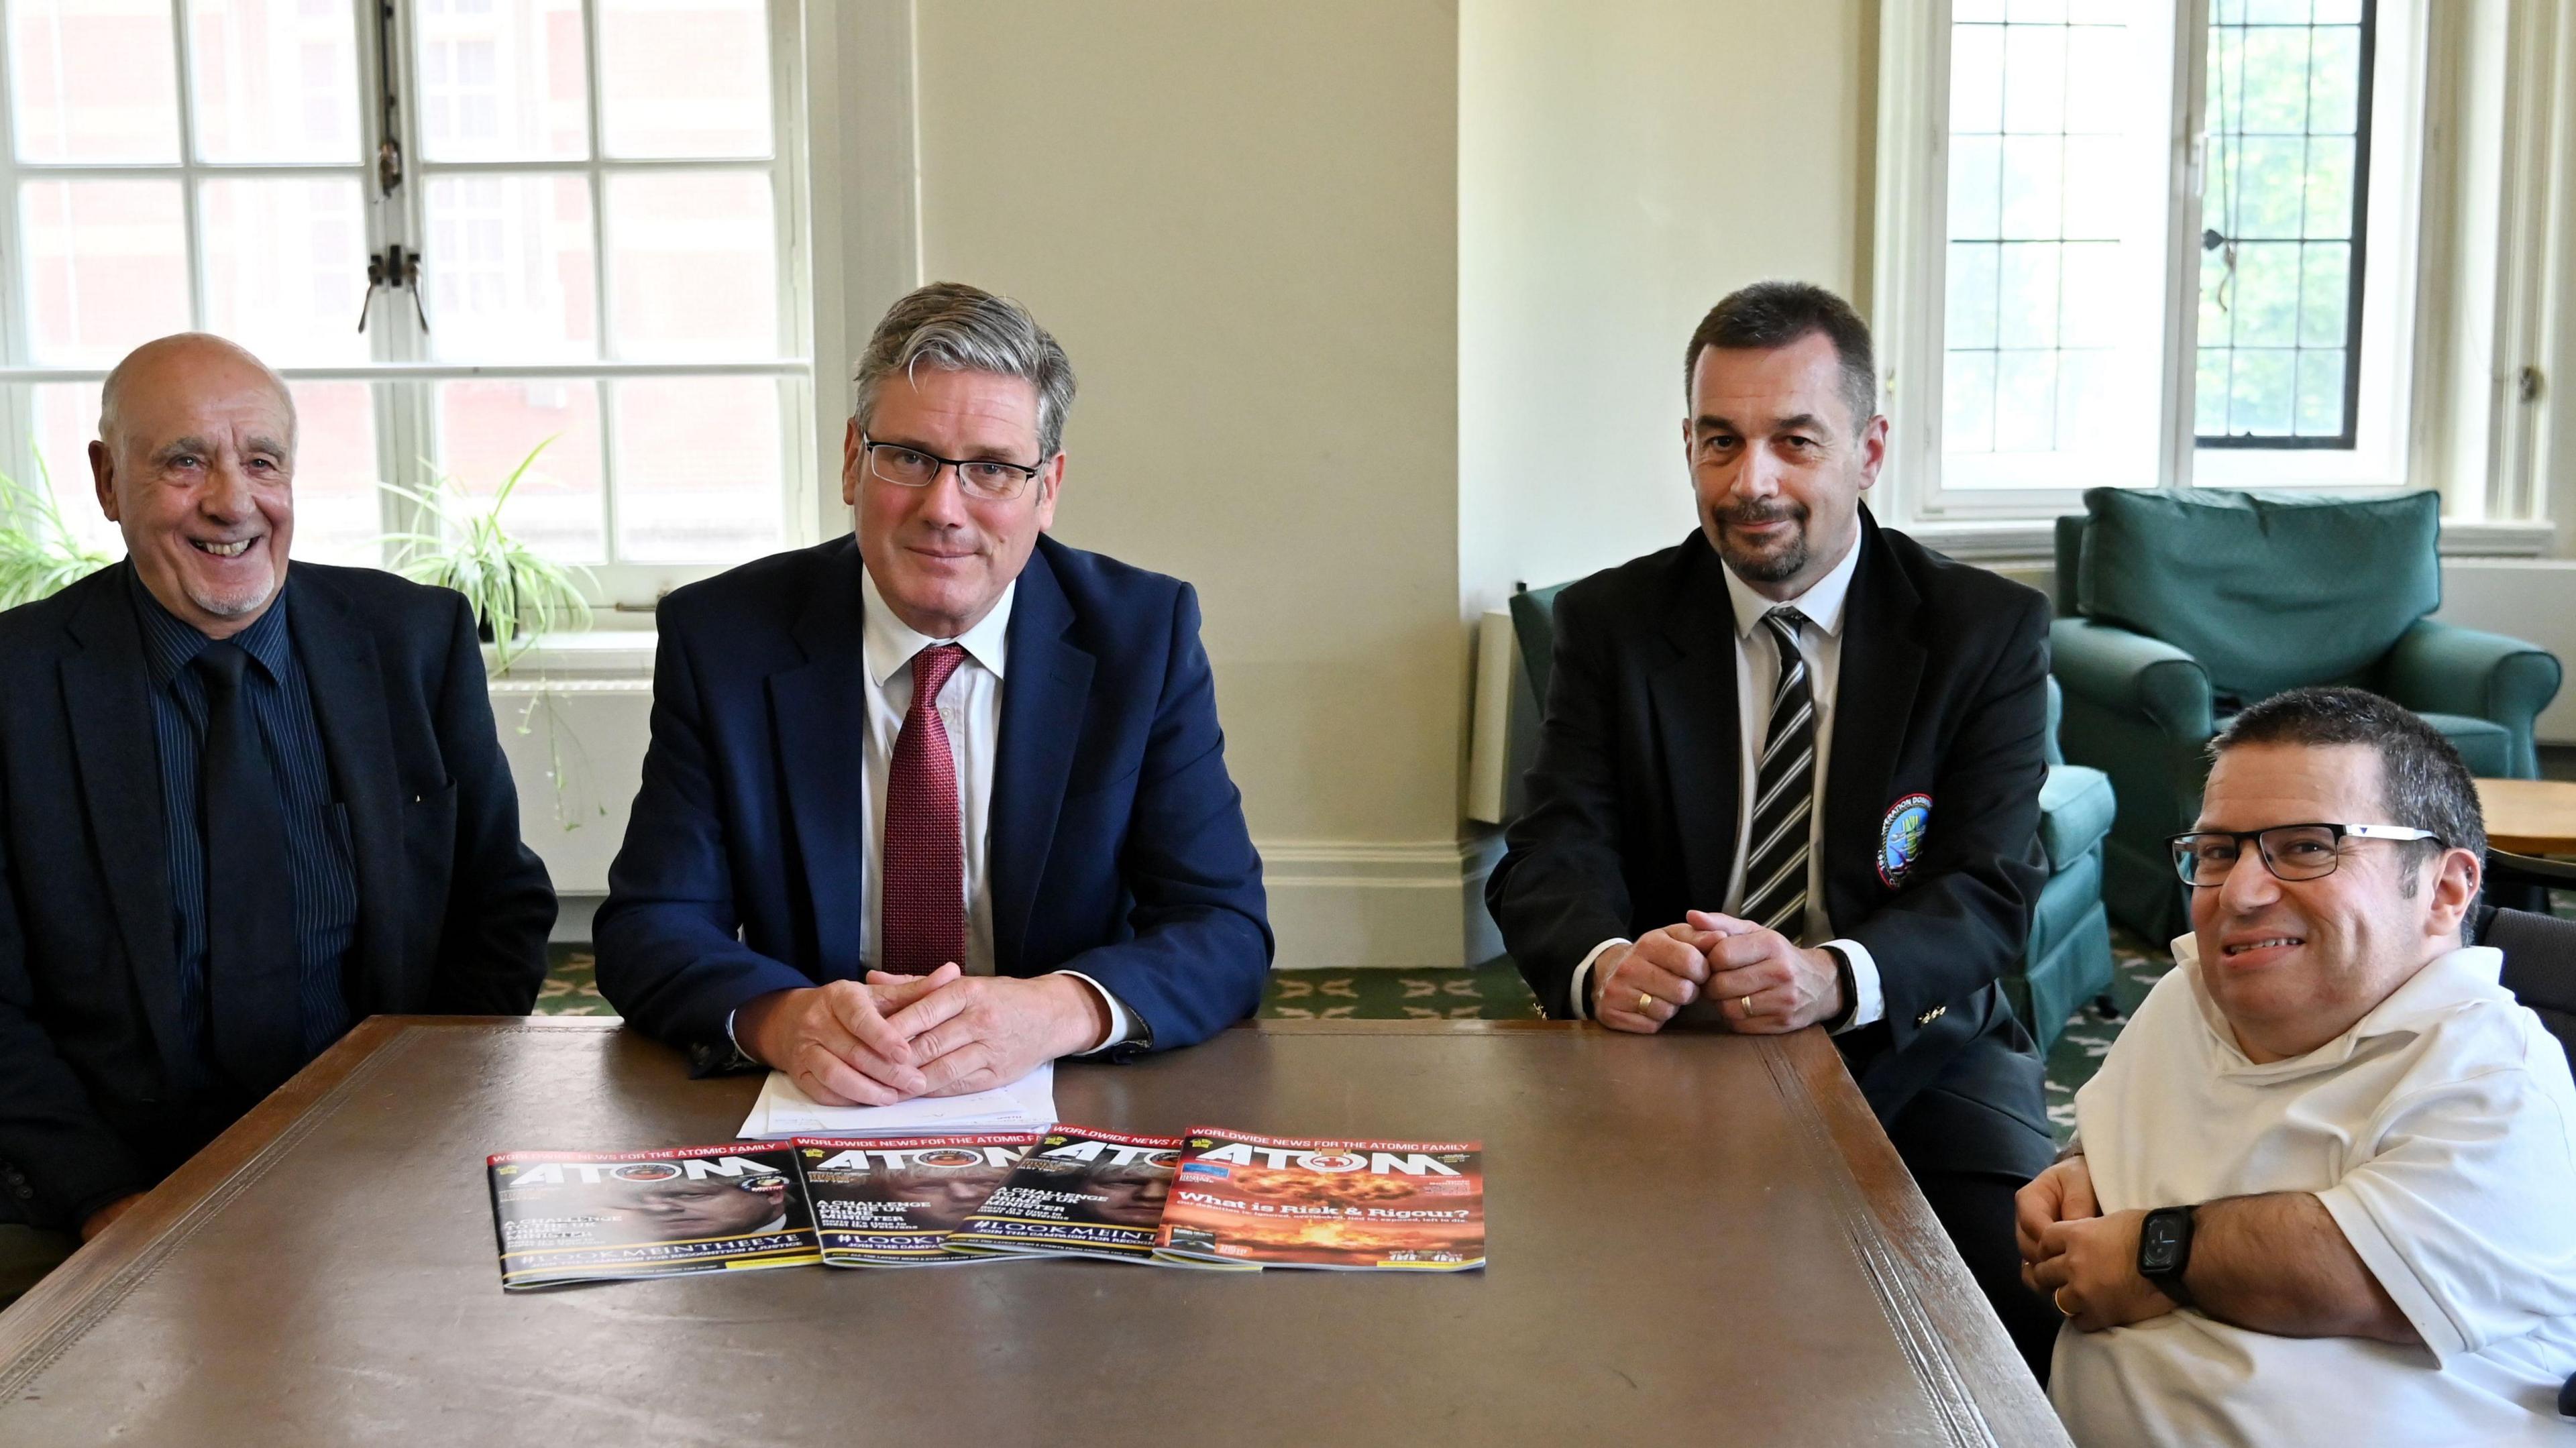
[1487,510,2053,1165]
[0,561,555,1226]
[594,535,1272,1060]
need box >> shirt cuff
[1055,970,1142,1055]
[1823,938,1884,1032]
[1568,938,1631,1021]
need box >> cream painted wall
[1459,0,1877,623]
[910,1,1466,962]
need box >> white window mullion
[2155,0,2211,498]
[0,27,31,488]
[1869,0,1953,526]
[580,0,618,571]
[168,0,207,332]
[370,0,433,561]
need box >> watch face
[2143,1216,2185,1268]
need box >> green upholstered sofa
[1505,581,2115,1051]
[2052,487,2562,945]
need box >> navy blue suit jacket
[0,561,555,1227]
[594,535,1271,1059]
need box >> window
[1878,0,2450,522]
[0,0,812,603]
[2197,2,2375,448]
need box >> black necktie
[1741,607,1816,942]
[192,642,303,1096]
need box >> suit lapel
[1824,511,1925,926]
[1644,542,1743,912]
[290,570,408,1013]
[989,546,1093,974]
[770,544,872,983]
[60,565,187,1070]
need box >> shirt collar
[2172,932,2510,1078]
[859,563,1012,689]
[1719,526,1862,641]
[126,564,293,687]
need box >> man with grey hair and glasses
[2023,685,2576,1445]
[598,282,1271,1097]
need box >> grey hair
[852,282,1077,459]
[1686,280,1877,430]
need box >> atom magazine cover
[945,1125,1181,1262]
[794,1133,1040,1266]
[1153,1127,1485,1272]
[486,1144,820,1289]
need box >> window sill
[480,630,657,681]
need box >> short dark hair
[2210,687,2487,895]
[1684,281,1877,428]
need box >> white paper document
[735,1062,1058,1140]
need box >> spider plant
[380,437,592,673]
[0,453,114,610]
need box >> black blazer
[1488,509,2053,1141]
[0,561,555,1226]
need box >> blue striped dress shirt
[129,573,358,1092]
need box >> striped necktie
[1740,606,1816,942]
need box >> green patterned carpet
[541,940,2176,1144]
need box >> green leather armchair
[2052,488,2562,944]
[1507,581,2115,1051]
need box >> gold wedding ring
[1741,995,1755,1015]
[1638,991,1654,1014]
[2054,1287,2075,1317]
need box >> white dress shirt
[727,570,1132,1055]
[1568,537,1886,1029]
[2053,938,2576,1447]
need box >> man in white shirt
[1487,281,2063,1372]
[596,282,1272,1099]
[2023,685,2576,1445]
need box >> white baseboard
[549,834,1511,969]
[1258,834,1505,969]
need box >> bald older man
[0,335,554,1296]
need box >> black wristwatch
[2137,1204,2198,1308]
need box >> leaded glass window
[2196,0,2376,447]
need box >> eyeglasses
[2167,823,2445,887]
[859,435,1043,502]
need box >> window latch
[356,245,428,335]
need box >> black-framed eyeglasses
[859,435,1043,502]
[2167,823,2445,888]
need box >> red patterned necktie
[881,643,968,977]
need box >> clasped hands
[1593,909,1844,1034]
[735,964,1111,1107]
[2015,1154,2178,1333]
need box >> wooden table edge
[0,1013,2068,1445]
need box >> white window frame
[0,0,825,612]
[1870,0,2557,556]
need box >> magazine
[486,1144,820,1289]
[945,1125,1181,1263]
[1154,1128,1485,1271]
[796,1133,1039,1266]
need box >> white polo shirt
[2052,938,2576,1447]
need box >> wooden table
[0,1018,2068,1447]
[2476,777,2576,854]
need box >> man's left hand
[2026,1209,2178,1333]
[871,971,1111,1097]
[1692,910,1845,1032]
